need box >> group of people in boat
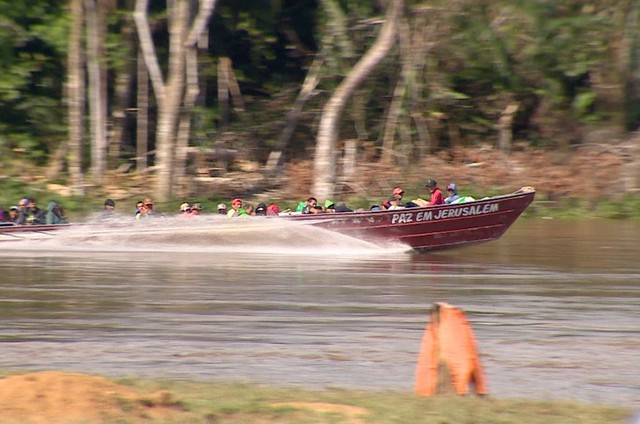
[1,179,467,225]
[297,179,466,215]
[0,197,68,226]
[379,180,463,210]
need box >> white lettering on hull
[391,203,498,224]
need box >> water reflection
[0,218,638,406]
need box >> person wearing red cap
[392,187,406,206]
[227,197,248,217]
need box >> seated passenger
[190,203,203,215]
[143,198,161,217]
[135,203,149,219]
[324,200,336,213]
[386,197,404,210]
[179,202,192,217]
[134,200,144,217]
[335,201,353,213]
[17,198,44,225]
[228,197,248,217]
[392,187,406,206]
[444,183,460,204]
[45,201,68,225]
[412,179,444,207]
[7,206,19,223]
[302,197,324,214]
[266,203,281,216]
[103,199,116,212]
[136,198,161,219]
[255,203,267,216]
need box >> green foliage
[0,0,637,193]
[0,0,67,163]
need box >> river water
[0,216,638,407]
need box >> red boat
[0,222,70,241]
[285,187,535,251]
[0,187,535,251]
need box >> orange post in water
[415,302,488,396]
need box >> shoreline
[0,370,632,424]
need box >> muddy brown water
[0,216,638,407]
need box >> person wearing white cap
[178,202,192,218]
[217,203,227,215]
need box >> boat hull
[0,188,535,251]
[285,188,535,251]
[0,223,70,241]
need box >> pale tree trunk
[380,74,404,164]
[175,47,199,197]
[67,0,85,196]
[85,0,108,183]
[312,0,404,200]
[380,14,411,164]
[134,0,217,202]
[136,47,149,172]
[498,104,518,153]
[217,57,230,131]
[155,0,189,202]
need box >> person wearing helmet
[412,179,444,206]
[425,180,444,206]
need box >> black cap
[104,199,115,207]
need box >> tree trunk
[217,57,230,131]
[312,0,404,200]
[380,74,404,164]
[175,47,200,197]
[67,0,85,196]
[110,1,138,167]
[134,0,217,201]
[498,104,518,154]
[155,0,189,201]
[274,52,323,172]
[85,0,108,183]
[136,47,149,172]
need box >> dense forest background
[0,0,639,211]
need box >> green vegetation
[121,379,631,424]
[0,0,638,204]
[3,173,640,221]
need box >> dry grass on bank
[0,371,631,424]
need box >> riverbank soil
[0,371,185,424]
[0,372,370,424]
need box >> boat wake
[0,214,411,257]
